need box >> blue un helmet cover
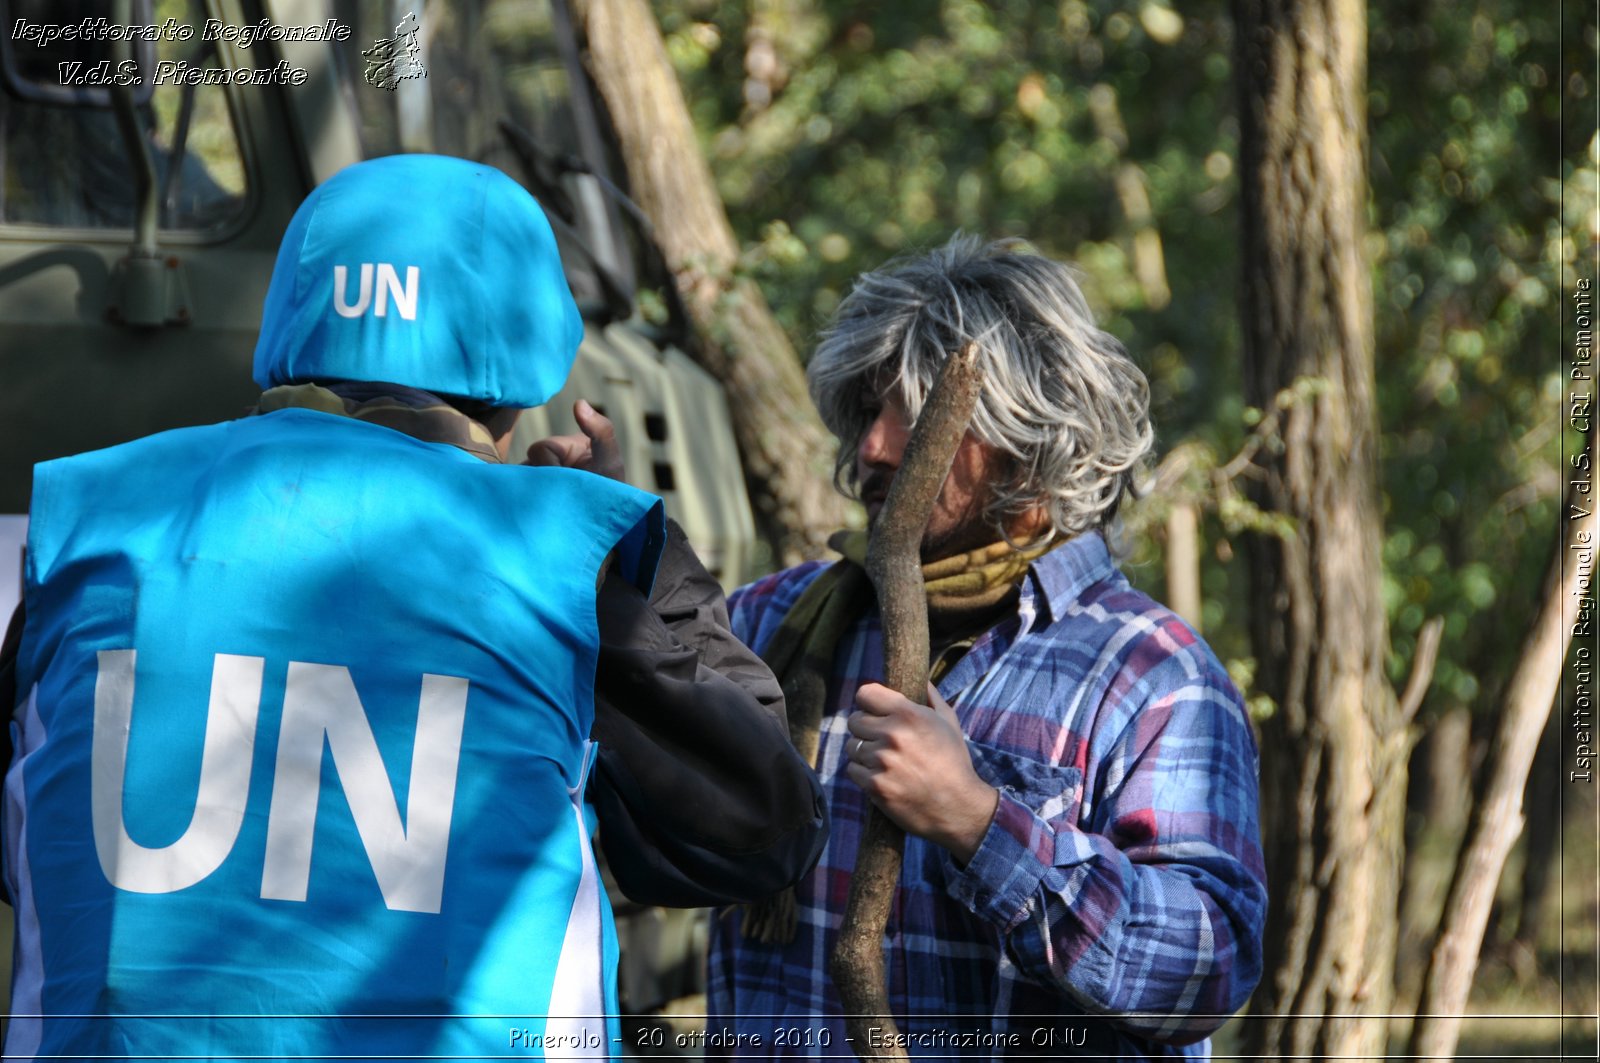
[253,154,581,408]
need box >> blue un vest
[4,409,664,1061]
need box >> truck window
[0,0,247,232]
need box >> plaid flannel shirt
[706,532,1266,1059]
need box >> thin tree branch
[1409,427,1597,1061]
[1398,617,1446,726]
[831,343,984,1062]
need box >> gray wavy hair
[808,234,1153,542]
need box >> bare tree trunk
[1411,708,1475,843]
[574,0,850,566]
[1233,2,1405,1058]
[1509,709,1564,959]
[1409,436,1597,1061]
[1397,705,1474,996]
[1164,501,1203,632]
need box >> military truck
[1,0,750,1050]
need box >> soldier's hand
[526,399,626,482]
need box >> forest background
[592,0,1596,1056]
[3,0,1587,1058]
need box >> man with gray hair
[706,235,1267,1058]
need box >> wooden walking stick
[830,343,984,1062]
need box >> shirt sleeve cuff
[944,788,1054,932]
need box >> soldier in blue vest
[0,155,823,1061]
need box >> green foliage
[656,0,1589,717]
[1367,1,1585,709]
[1225,656,1279,723]
[660,2,1239,406]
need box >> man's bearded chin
[859,472,892,520]
[861,478,996,563]
[919,514,996,563]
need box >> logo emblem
[92,650,468,914]
[333,263,420,321]
[362,12,427,91]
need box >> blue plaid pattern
[706,533,1266,1059]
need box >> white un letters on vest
[90,649,468,914]
[332,263,420,320]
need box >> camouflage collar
[254,381,502,463]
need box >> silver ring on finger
[850,737,864,759]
